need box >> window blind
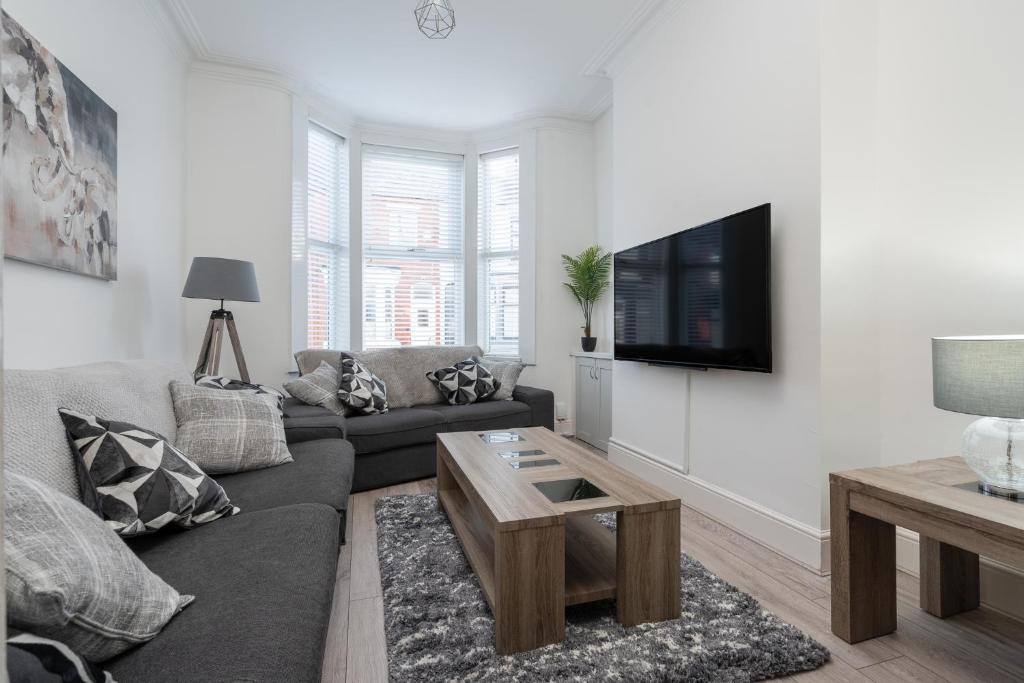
[306,122,349,350]
[478,148,520,356]
[362,144,464,349]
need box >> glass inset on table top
[509,458,560,470]
[533,478,608,503]
[480,432,525,443]
[497,449,546,459]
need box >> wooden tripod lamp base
[194,309,251,383]
[182,257,261,384]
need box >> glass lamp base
[962,417,1024,494]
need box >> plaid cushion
[169,382,293,474]
[283,361,346,416]
[194,375,285,416]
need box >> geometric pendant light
[414,0,455,39]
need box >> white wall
[592,107,614,351]
[609,0,824,530]
[873,0,1024,468]
[3,0,188,369]
[520,126,597,423]
[184,74,294,385]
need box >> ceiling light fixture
[414,0,455,39]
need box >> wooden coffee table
[436,427,681,654]
[831,456,1024,643]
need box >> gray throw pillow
[478,358,525,401]
[169,382,293,474]
[194,374,286,416]
[5,472,193,662]
[283,361,346,416]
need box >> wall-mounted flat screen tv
[614,204,772,372]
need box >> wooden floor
[322,477,1024,683]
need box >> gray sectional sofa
[292,345,555,492]
[3,360,353,682]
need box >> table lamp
[183,257,260,383]
[933,335,1024,497]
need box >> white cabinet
[573,353,613,452]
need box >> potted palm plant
[562,245,612,352]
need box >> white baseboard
[896,528,1024,622]
[608,437,830,575]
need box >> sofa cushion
[170,382,293,474]
[5,473,193,662]
[4,360,192,500]
[215,439,354,514]
[112,504,338,683]
[431,401,532,432]
[345,408,444,455]
[426,357,500,405]
[58,409,238,537]
[283,361,346,415]
[295,345,483,408]
[338,354,389,415]
[194,375,286,416]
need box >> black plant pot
[581,337,597,352]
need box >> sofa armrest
[512,385,555,431]
[282,398,347,443]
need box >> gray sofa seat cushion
[295,345,484,408]
[432,400,531,432]
[112,504,339,683]
[344,407,445,455]
[215,439,354,514]
[4,360,192,500]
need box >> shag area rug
[376,495,829,682]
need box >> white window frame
[360,141,466,349]
[293,109,536,362]
[474,131,536,364]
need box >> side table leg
[830,481,897,643]
[920,536,980,618]
[494,524,565,654]
[616,507,681,627]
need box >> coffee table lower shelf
[438,486,618,611]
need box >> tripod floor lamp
[183,257,260,383]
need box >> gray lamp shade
[932,336,1024,419]
[182,257,260,303]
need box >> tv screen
[614,204,772,372]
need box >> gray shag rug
[376,495,829,682]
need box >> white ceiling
[168,0,650,131]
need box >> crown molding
[189,60,297,97]
[164,0,208,58]
[585,89,613,120]
[140,0,193,63]
[581,0,680,79]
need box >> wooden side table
[830,457,1024,643]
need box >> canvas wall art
[2,11,118,280]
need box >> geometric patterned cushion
[4,472,193,662]
[194,374,286,416]
[7,633,115,682]
[58,408,239,538]
[338,353,389,416]
[169,382,293,475]
[425,357,500,406]
[283,361,346,416]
